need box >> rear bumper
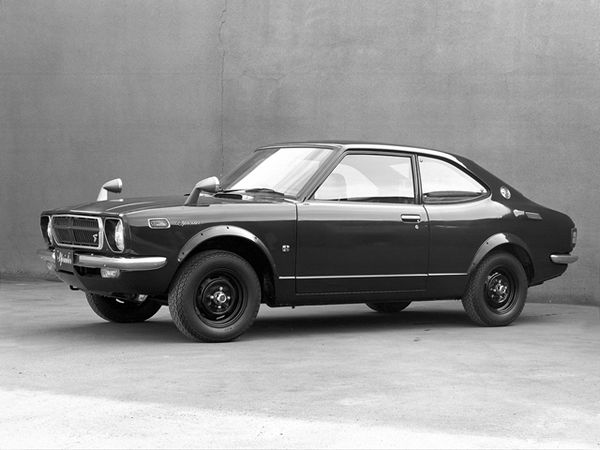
[37,249,167,271]
[550,253,578,264]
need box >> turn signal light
[148,218,170,229]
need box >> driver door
[295,152,429,294]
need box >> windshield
[220,147,334,198]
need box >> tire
[461,252,528,326]
[86,293,162,323]
[168,250,261,342]
[366,301,412,313]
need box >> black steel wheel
[366,301,411,313]
[168,250,261,342]
[462,252,528,326]
[484,269,517,313]
[86,293,162,323]
[195,271,246,327]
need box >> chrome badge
[500,186,511,199]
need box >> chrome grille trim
[50,214,104,250]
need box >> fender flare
[468,232,533,274]
[177,225,278,276]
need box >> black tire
[461,252,528,326]
[366,301,412,313]
[86,293,162,323]
[168,250,261,342]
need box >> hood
[43,193,285,216]
[44,196,187,215]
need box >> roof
[254,141,520,200]
[257,141,463,166]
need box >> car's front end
[38,200,184,300]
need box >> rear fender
[469,233,532,275]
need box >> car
[38,141,578,342]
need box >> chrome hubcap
[212,289,230,306]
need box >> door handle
[401,214,421,223]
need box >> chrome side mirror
[184,176,220,206]
[97,178,123,201]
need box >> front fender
[468,233,532,273]
[177,225,277,275]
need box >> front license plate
[55,249,74,272]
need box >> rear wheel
[86,293,162,323]
[366,301,412,313]
[461,252,527,326]
[168,250,261,342]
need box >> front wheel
[366,301,411,313]
[168,250,261,342]
[86,293,162,323]
[461,252,528,326]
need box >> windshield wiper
[244,188,285,195]
[223,187,286,196]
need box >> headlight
[571,227,577,248]
[114,220,125,251]
[105,218,125,252]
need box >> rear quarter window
[419,156,487,203]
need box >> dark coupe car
[39,142,578,342]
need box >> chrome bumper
[550,254,578,264]
[38,249,167,271]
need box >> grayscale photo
[1,0,599,448]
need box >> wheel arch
[177,225,277,302]
[468,233,534,282]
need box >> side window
[419,156,487,203]
[314,154,415,204]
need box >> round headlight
[114,220,125,251]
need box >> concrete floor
[0,280,598,449]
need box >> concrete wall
[0,0,225,272]
[1,1,598,305]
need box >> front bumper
[37,249,167,271]
[550,253,578,264]
[38,248,172,296]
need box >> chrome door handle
[401,214,421,223]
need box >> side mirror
[184,176,220,206]
[96,178,123,201]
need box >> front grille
[51,215,103,250]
